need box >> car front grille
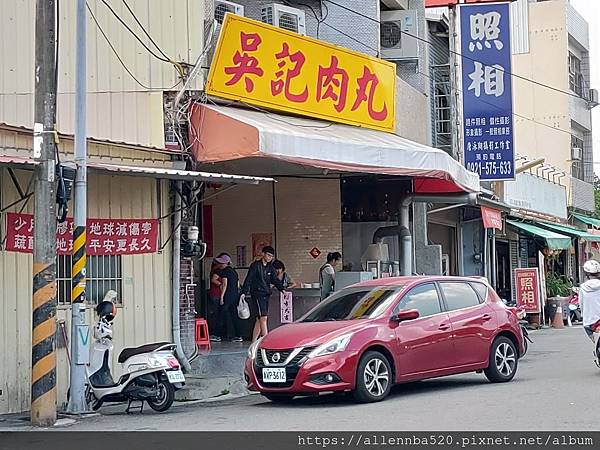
[254,346,316,389]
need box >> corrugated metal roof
[0,156,274,184]
[510,0,530,55]
[88,162,274,184]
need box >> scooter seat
[118,342,172,363]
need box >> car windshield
[300,287,402,322]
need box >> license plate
[167,369,185,383]
[262,367,286,383]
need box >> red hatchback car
[244,276,525,403]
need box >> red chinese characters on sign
[481,206,503,230]
[515,268,541,313]
[271,43,309,103]
[224,32,264,93]
[4,213,158,256]
[317,56,349,113]
[351,67,388,121]
[223,31,389,123]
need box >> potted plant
[545,272,571,298]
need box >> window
[569,52,583,96]
[571,134,584,180]
[469,282,488,304]
[300,287,401,322]
[395,283,442,318]
[57,255,123,306]
[439,282,480,311]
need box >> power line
[121,0,169,61]
[86,2,181,91]
[302,4,580,140]
[99,0,184,76]
[322,0,587,102]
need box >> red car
[244,276,525,403]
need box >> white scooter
[86,293,185,413]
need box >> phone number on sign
[466,161,512,177]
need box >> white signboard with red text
[280,291,293,324]
[514,268,541,314]
[4,213,158,256]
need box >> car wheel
[263,393,295,403]
[484,336,518,383]
[353,351,392,403]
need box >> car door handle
[438,323,450,331]
[481,314,492,321]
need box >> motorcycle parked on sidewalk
[86,292,185,413]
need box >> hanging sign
[481,206,503,230]
[4,213,158,256]
[206,14,396,132]
[461,2,515,180]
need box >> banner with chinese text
[280,291,293,324]
[515,268,541,314]
[460,3,515,180]
[206,15,396,132]
[4,213,158,256]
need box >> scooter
[86,293,185,413]
[501,299,532,357]
[569,287,583,324]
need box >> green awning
[506,220,572,250]
[573,213,600,229]
[535,221,600,242]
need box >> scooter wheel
[147,379,175,412]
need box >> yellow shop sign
[206,14,396,132]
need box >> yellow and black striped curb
[71,226,86,303]
[32,262,57,406]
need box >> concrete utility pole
[67,0,90,414]
[31,0,58,427]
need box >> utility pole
[31,0,57,427]
[67,0,90,414]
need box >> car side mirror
[391,309,420,322]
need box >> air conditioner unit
[572,147,583,161]
[214,0,244,24]
[590,88,599,108]
[380,10,419,60]
[261,3,306,35]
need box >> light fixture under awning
[190,103,480,193]
[506,220,571,250]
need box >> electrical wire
[322,0,587,101]
[277,8,579,142]
[121,0,170,61]
[87,2,182,91]
[99,0,184,76]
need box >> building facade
[0,0,210,414]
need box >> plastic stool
[195,318,211,353]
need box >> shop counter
[268,287,321,330]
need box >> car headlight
[308,333,353,359]
[248,337,263,360]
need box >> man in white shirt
[579,259,600,340]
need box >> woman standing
[319,252,342,300]
[208,257,225,342]
[214,254,244,342]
